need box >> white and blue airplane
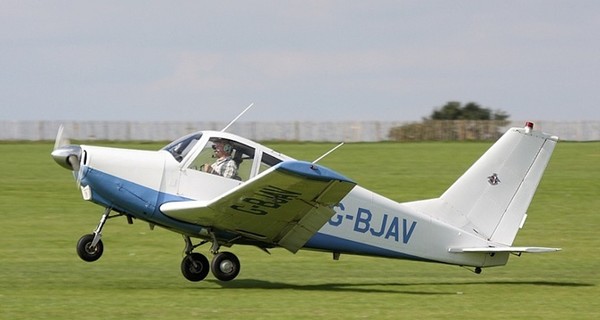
[51,119,560,282]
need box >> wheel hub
[219,260,234,274]
[85,244,98,255]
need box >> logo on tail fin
[487,173,501,186]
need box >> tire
[211,252,240,282]
[76,234,104,262]
[181,253,210,282]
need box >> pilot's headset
[214,139,233,154]
[222,141,233,154]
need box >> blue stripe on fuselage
[305,232,432,262]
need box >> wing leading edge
[160,160,357,252]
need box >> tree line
[388,102,510,141]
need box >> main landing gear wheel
[76,234,104,262]
[211,252,241,282]
[181,253,210,282]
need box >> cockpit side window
[259,152,283,173]
[161,133,202,162]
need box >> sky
[1,1,599,122]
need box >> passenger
[203,139,238,179]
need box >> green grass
[1,141,598,319]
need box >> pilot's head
[212,139,233,157]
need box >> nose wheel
[76,234,104,262]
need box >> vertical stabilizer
[405,123,558,245]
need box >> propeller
[53,124,69,151]
[51,124,83,186]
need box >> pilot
[203,139,238,179]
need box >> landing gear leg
[180,236,210,282]
[76,207,112,262]
[209,230,220,254]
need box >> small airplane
[51,110,560,282]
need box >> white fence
[1,120,599,142]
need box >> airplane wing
[160,161,356,253]
[448,246,561,253]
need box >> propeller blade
[52,124,83,188]
[68,154,80,172]
[53,124,70,150]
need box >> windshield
[161,133,202,162]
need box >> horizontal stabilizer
[448,246,561,253]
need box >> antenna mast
[221,103,254,132]
[312,142,345,164]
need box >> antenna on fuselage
[221,103,254,132]
[312,142,344,164]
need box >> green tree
[429,101,508,121]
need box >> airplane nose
[51,145,82,170]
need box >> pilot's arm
[203,159,237,178]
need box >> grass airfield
[0,140,598,319]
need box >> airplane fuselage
[77,144,508,269]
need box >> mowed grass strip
[0,141,598,319]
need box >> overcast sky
[2,1,599,122]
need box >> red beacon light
[525,122,534,133]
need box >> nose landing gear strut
[76,207,116,262]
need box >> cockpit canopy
[162,131,288,181]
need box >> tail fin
[405,123,558,245]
